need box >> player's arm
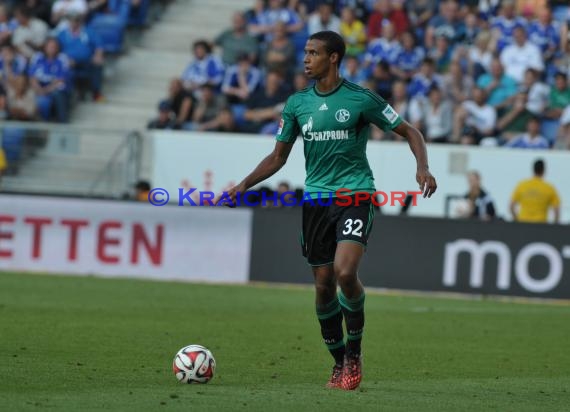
[392,121,437,198]
[362,92,436,198]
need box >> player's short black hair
[308,30,346,67]
[533,159,545,175]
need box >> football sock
[316,296,345,366]
[339,290,365,357]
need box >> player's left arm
[392,121,437,198]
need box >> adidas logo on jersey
[319,103,328,111]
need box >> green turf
[1,272,569,412]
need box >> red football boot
[341,354,362,390]
[326,364,344,389]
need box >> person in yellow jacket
[510,159,560,223]
[0,148,7,183]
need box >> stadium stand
[149,0,570,150]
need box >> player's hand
[213,183,246,208]
[417,167,437,198]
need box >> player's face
[303,39,335,80]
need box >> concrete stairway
[1,0,253,195]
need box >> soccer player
[216,31,437,390]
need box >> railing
[0,121,143,199]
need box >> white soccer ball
[172,344,216,384]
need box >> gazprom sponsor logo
[304,130,349,141]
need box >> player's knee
[315,281,336,299]
[335,266,357,289]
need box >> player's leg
[334,199,375,390]
[302,202,345,388]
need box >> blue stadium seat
[1,127,25,164]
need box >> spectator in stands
[0,43,27,89]
[510,159,560,223]
[181,40,225,94]
[215,11,259,66]
[527,8,561,62]
[0,4,17,46]
[28,38,71,123]
[188,84,233,132]
[467,30,493,79]
[495,90,534,140]
[520,68,549,116]
[428,33,453,72]
[261,21,296,79]
[147,100,177,130]
[421,85,453,143]
[490,0,528,53]
[363,21,400,69]
[425,0,465,48]
[545,72,570,120]
[57,12,104,101]
[476,57,518,112]
[134,180,151,202]
[405,0,437,42]
[6,75,37,121]
[339,6,367,57]
[26,0,53,23]
[504,116,550,148]
[275,181,295,207]
[0,83,6,119]
[442,60,473,105]
[221,53,262,105]
[368,0,409,39]
[239,70,289,134]
[337,0,371,23]
[369,61,394,100]
[556,106,570,149]
[462,170,496,221]
[499,25,544,84]
[164,78,195,129]
[340,55,367,86]
[12,5,49,59]
[307,1,340,35]
[407,57,442,100]
[391,31,425,81]
[51,0,88,30]
[463,12,480,46]
[87,0,109,17]
[452,87,497,144]
[248,0,304,43]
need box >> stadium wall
[150,131,570,222]
[250,208,570,300]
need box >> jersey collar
[314,78,345,97]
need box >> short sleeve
[361,90,403,131]
[511,183,522,202]
[550,186,561,207]
[275,96,300,143]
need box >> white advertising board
[0,195,251,283]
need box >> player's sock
[316,297,345,366]
[339,290,365,357]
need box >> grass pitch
[1,272,569,412]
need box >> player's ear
[329,52,338,66]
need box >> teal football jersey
[276,79,403,197]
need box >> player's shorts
[301,196,375,266]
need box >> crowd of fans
[150,0,570,150]
[0,0,152,124]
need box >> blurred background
[0,0,569,299]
